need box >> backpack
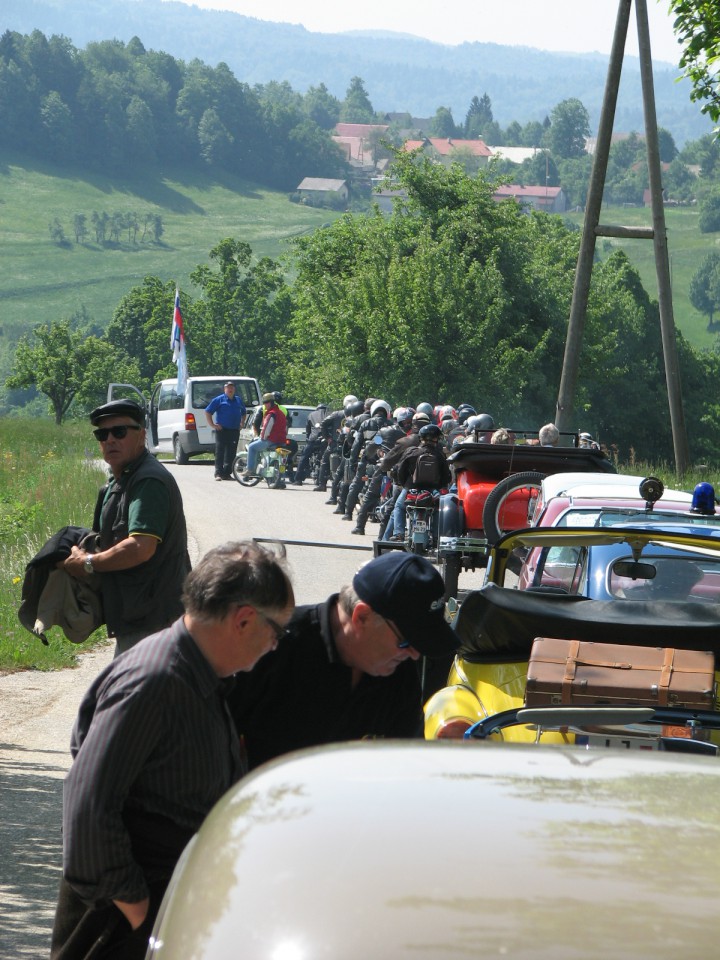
[410,447,443,487]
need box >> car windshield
[192,380,259,408]
[596,508,720,528]
[287,408,311,431]
[608,550,720,602]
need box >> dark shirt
[62,618,243,904]
[205,392,246,429]
[228,596,423,771]
[93,450,190,638]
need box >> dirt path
[0,644,114,958]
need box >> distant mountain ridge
[2,0,712,144]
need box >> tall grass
[0,417,109,671]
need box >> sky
[167,0,684,66]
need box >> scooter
[233,445,290,489]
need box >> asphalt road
[1,460,438,957]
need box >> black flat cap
[89,399,145,426]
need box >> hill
[3,0,714,145]
[0,152,336,382]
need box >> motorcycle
[233,445,290,489]
[404,488,440,555]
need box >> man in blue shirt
[205,381,247,480]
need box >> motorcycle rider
[342,399,392,523]
[326,398,365,506]
[244,393,288,479]
[388,423,452,542]
[332,398,374,516]
[292,403,327,485]
[379,411,432,540]
[350,410,409,536]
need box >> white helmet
[343,394,358,407]
[370,399,391,418]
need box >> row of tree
[0,29,349,189]
[8,153,720,464]
[48,210,164,246]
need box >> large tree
[7,317,140,423]
[340,76,375,123]
[689,251,720,329]
[546,98,591,159]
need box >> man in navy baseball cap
[352,552,458,657]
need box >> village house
[493,184,567,213]
[296,177,349,205]
[332,123,390,166]
[403,137,493,171]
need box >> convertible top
[448,443,615,480]
[456,583,720,661]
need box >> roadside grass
[0,417,110,672]
[2,417,717,673]
[564,204,720,351]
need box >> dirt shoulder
[0,643,114,958]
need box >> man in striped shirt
[50,541,294,960]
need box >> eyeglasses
[257,611,291,643]
[382,616,410,649]
[93,425,142,441]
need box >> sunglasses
[382,616,410,649]
[93,424,142,441]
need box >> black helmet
[273,391,283,403]
[348,400,364,418]
[474,413,495,431]
[419,423,442,442]
[415,402,434,418]
[457,404,476,424]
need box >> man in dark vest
[63,399,190,655]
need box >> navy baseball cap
[89,399,145,426]
[353,553,458,657]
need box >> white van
[107,376,262,463]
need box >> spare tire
[482,471,545,545]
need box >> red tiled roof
[403,137,492,157]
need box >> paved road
[0,462,415,957]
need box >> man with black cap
[228,551,458,771]
[204,381,247,481]
[63,399,190,655]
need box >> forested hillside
[2,0,713,144]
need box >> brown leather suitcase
[525,638,715,709]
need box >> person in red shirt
[244,392,288,477]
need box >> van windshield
[192,380,260,408]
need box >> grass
[0,417,110,671]
[564,204,720,351]
[0,150,337,365]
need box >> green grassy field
[0,150,335,352]
[564,204,720,351]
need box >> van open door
[106,383,159,449]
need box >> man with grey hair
[229,551,458,772]
[538,422,560,446]
[51,541,294,960]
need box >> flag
[171,288,187,392]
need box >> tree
[340,76,375,123]
[689,252,720,329]
[698,193,720,233]
[72,213,88,244]
[303,82,340,129]
[464,93,492,138]
[6,317,138,423]
[670,1,720,122]
[547,98,591,159]
[657,127,678,163]
[429,106,458,139]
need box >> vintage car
[438,432,615,598]
[425,525,720,746]
[146,740,720,959]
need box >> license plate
[584,734,657,751]
[413,521,427,533]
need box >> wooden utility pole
[555,0,689,475]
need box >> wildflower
[12,576,21,584]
